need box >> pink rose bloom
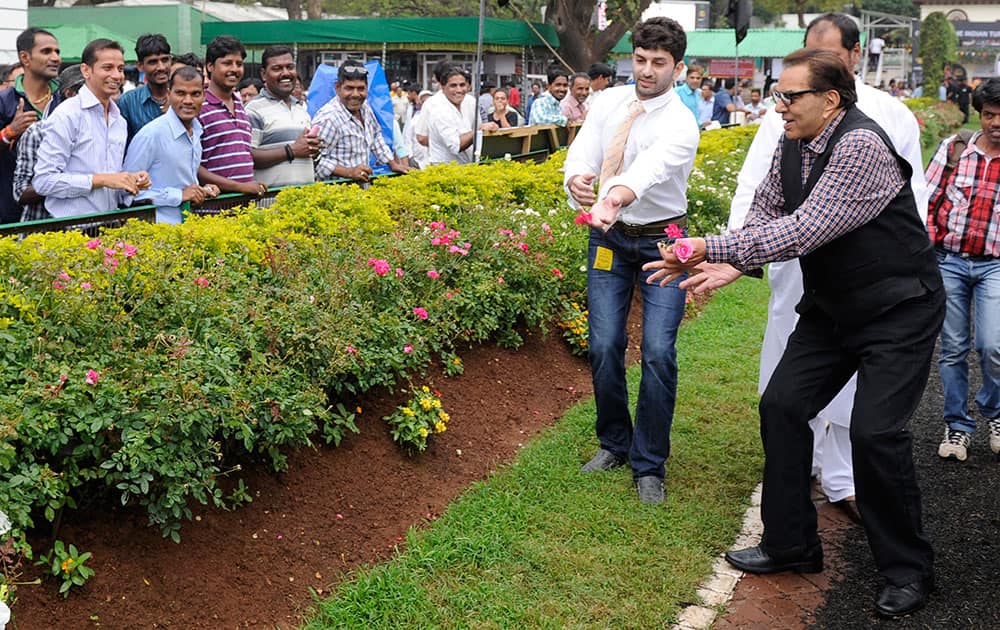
[403,343,413,354]
[427,270,440,279]
[85,369,100,385]
[52,280,65,290]
[552,268,564,279]
[346,345,357,355]
[85,238,101,250]
[122,244,138,259]
[664,224,684,240]
[518,243,529,254]
[574,211,593,225]
[672,238,694,263]
[396,267,404,278]
[58,271,71,281]
[497,276,505,285]
[194,277,210,288]
[80,282,92,289]
[413,307,429,320]
[367,258,390,276]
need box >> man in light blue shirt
[124,65,220,223]
[33,38,150,218]
[675,63,702,122]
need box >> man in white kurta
[719,14,927,508]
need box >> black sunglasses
[773,88,820,105]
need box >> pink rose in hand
[672,238,694,263]
[574,210,593,226]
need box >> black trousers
[758,288,945,586]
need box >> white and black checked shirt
[312,96,393,180]
[13,121,49,221]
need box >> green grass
[303,277,770,629]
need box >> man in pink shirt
[560,72,590,124]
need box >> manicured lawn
[303,276,770,629]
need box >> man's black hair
[169,64,203,87]
[261,45,294,70]
[16,27,54,55]
[174,52,204,72]
[135,33,171,63]
[546,65,569,85]
[205,36,246,65]
[587,62,614,80]
[804,13,861,51]
[82,38,124,67]
[972,77,1000,113]
[631,17,686,63]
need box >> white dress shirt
[563,84,700,224]
[423,92,477,165]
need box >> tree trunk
[306,0,322,20]
[284,0,303,20]
[546,0,652,72]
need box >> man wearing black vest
[644,48,943,618]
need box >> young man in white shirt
[563,16,700,504]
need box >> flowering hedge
[0,156,582,553]
[904,97,966,151]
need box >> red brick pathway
[713,484,859,629]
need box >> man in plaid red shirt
[926,77,1000,462]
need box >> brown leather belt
[611,215,687,237]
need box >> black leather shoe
[581,448,625,472]
[724,544,823,574]
[875,578,933,618]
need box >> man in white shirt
[564,16,700,504]
[425,67,497,164]
[680,12,927,522]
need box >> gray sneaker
[636,476,665,504]
[988,417,1000,455]
[581,448,625,472]
[938,426,972,461]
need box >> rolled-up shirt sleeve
[33,113,94,198]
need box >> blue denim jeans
[936,251,1000,433]
[586,227,687,480]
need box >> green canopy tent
[200,16,559,53]
[612,29,809,59]
[36,24,138,63]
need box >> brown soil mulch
[10,293,668,630]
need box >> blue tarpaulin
[307,60,395,173]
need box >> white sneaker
[988,418,1000,455]
[938,427,972,461]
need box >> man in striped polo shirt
[244,45,319,187]
[196,36,266,197]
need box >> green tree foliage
[919,11,957,93]
[753,0,848,28]
[861,0,918,18]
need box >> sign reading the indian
[951,21,1000,48]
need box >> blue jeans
[936,251,1000,433]
[587,227,686,480]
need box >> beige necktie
[599,99,645,186]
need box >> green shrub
[0,157,585,564]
